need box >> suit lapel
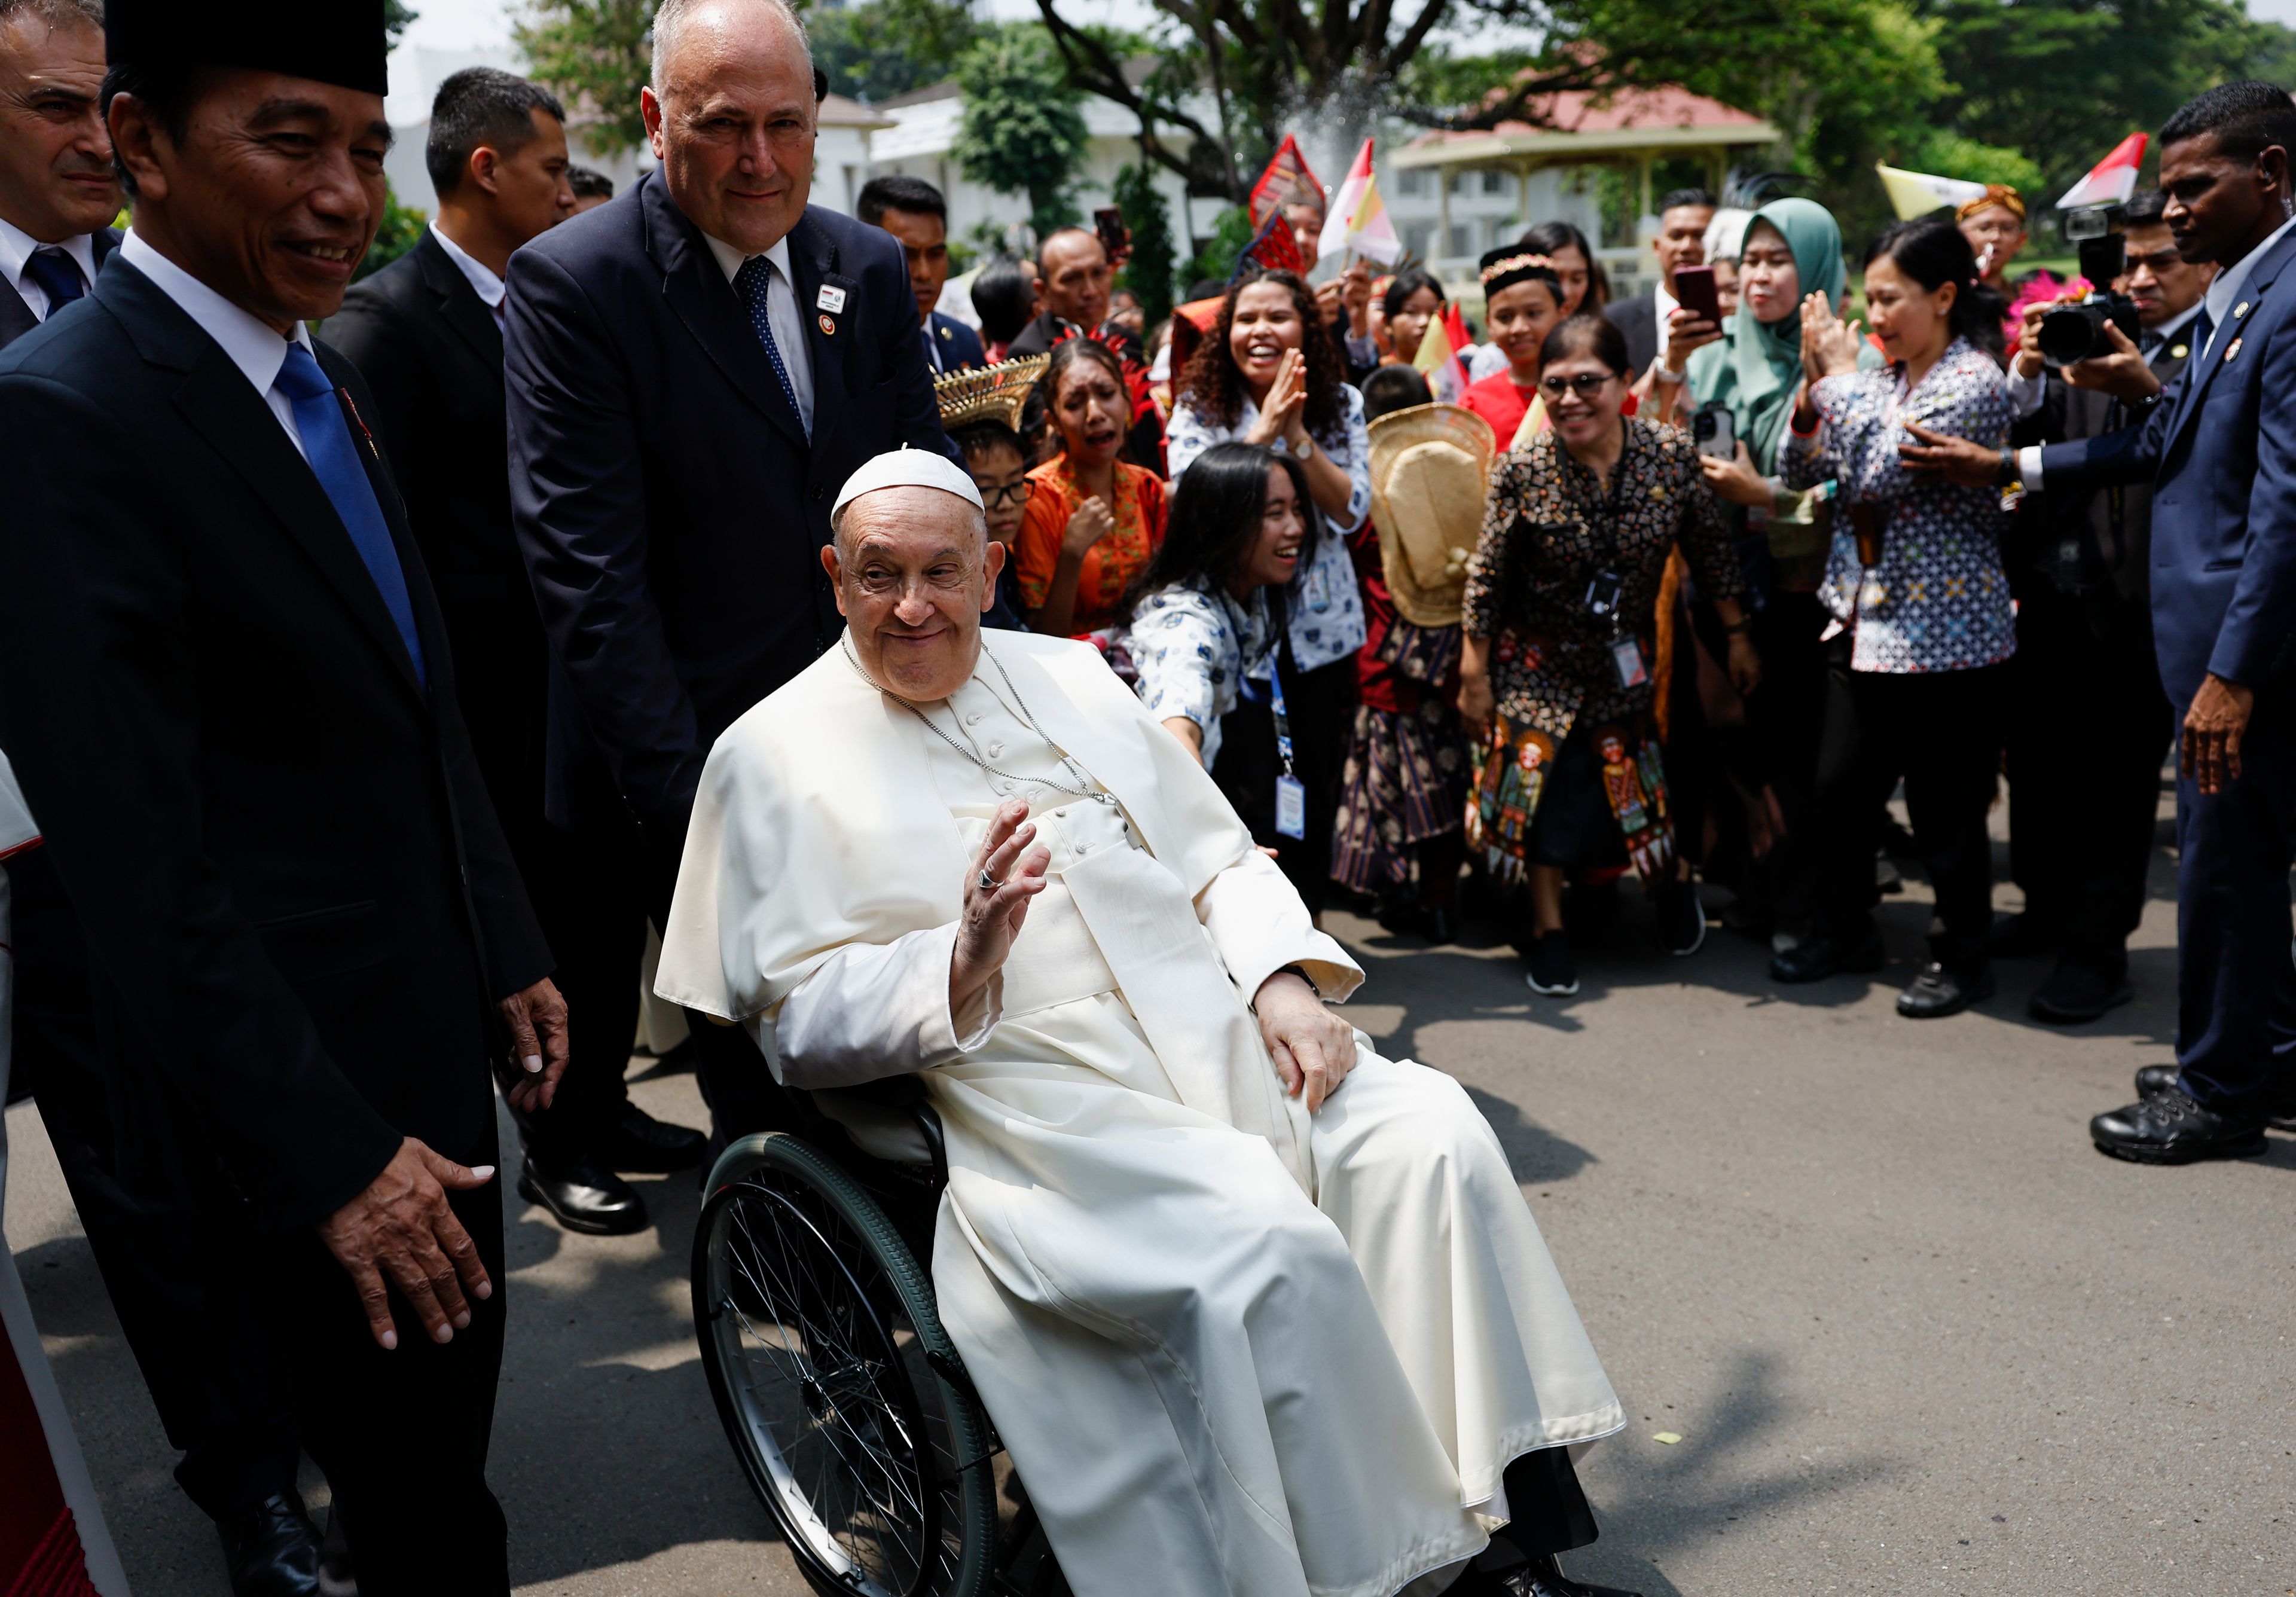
[97,263,427,698]
[790,212,853,451]
[0,279,34,349]
[415,231,504,368]
[644,173,807,447]
[2164,228,2296,454]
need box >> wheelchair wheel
[693,1132,996,1597]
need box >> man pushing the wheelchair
[658,447,1637,1597]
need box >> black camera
[2035,206,2141,368]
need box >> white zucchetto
[831,445,986,533]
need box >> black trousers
[1499,1444,1599,1555]
[1812,646,2009,966]
[2171,690,2296,1113]
[11,848,301,1523]
[2004,584,2173,960]
[1212,653,1354,917]
[507,817,646,1159]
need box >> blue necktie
[732,254,806,435]
[23,246,86,314]
[273,344,428,686]
[2191,308,2215,361]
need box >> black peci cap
[106,0,390,97]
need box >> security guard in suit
[856,172,984,374]
[1993,190,2209,1024]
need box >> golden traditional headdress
[935,354,1050,432]
[1954,184,2026,224]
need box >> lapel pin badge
[816,285,848,315]
[2225,335,2243,363]
[2171,344,2188,360]
[2234,300,2251,319]
[818,313,838,337]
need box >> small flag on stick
[1232,210,1307,281]
[1250,135,1324,233]
[1875,161,1989,221]
[1318,139,1403,266]
[2056,132,2147,210]
[1413,301,1472,403]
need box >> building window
[1403,221,1434,261]
[1451,170,1476,198]
[1395,167,1426,197]
[1481,169,1508,197]
[1446,224,1471,259]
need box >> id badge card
[1611,636,1649,689]
[1275,774,1308,839]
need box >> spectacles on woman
[977,481,1031,509]
[1538,372,1615,398]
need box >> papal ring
[977,869,1000,891]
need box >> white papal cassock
[657,629,1624,1597]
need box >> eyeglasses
[976,481,1031,508]
[1539,372,1616,398]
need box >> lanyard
[1268,654,1297,780]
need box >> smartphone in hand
[1673,264,1721,326]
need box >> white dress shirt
[0,214,99,323]
[428,221,506,324]
[701,230,815,432]
[2020,215,2296,487]
[121,230,315,459]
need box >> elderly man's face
[0,12,117,242]
[642,0,814,255]
[823,487,1005,701]
[110,68,388,332]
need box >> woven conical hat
[1366,402,1496,628]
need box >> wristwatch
[1993,447,2020,488]
[1650,361,1686,386]
[1292,434,1316,462]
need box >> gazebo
[1390,83,1780,297]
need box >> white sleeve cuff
[2018,445,2045,491]
[774,921,1002,1089]
[2005,365,2048,419]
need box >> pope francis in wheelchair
[659,450,1634,1597]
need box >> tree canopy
[954,25,1092,237]
[517,0,655,158]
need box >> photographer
[1986,190,2209,1025]
[1903,83,2296,1163]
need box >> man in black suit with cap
[505,0,951,1149]
[325,66,704,1240]
[0,4,567,1591]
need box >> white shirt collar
[1653,279,1678,325]
[121,229,311,396]
[701,230,794,288]
[2202,212,2296,356]
[2147,299,2203,347]
[0,213,98,303]
[428,220,505,309]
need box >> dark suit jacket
[2041,228,2296,710]
[505,172,951,888]
[927,307,985,374]
[1606,291,1660,377]
[0,258,550,1230]
[2011,328,2194,655]
[322,231,549,844]
[0,225,118,347]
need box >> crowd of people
[2,0,2295,1593]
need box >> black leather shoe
[2136,1064,2296,1131]
[1769,922,1885,984]
[1524,930,1578,997]
[1897,960,1993,1018]
[2091,1087,2267,1164]
[1654,877,1707,956]
[520,1153,648,1235]
[2028,953,2133,1024]
[1455,1550,1643,1597]
[596,1101,707,1174]
[1985,911,2059,960]
[218,1492,322,1597]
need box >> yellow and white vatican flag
[1318,138,1403,265]
[1876,161,1988,220]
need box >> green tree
[1183,204,1256,294]
[811,0,983,103]
[1112,161,1176,325]
[385,1,419,44]
[517,0,656,158]
[952,25,1089,239]
[357,181,428,280]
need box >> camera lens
[2036,302,2106,366]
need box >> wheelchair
[690,1076,1071,1597]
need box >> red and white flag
[1318,139,1403,266]
[2056,132,2147,210]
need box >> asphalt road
[8,800,2294,1596]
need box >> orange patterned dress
[1013,458,1170,634]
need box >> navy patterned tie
[733,254,805,435]
[23,246,86,313]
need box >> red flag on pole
[1249,135,1324,234]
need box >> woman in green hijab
[1673,197,1867,942]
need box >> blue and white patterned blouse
[1118,578,1275,767]
[1165,384,1369,674]
[1781,337,2016,674]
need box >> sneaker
[1523,930,1578,997]
[1654,877,1707,956]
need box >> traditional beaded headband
[1479,252,1555,286]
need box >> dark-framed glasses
[978,481,1031,509]
[1539,372,1614,398]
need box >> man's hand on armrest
[317,1137,497,1350]
[1253,970,1356,1112]
[951,798,1050,1013]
